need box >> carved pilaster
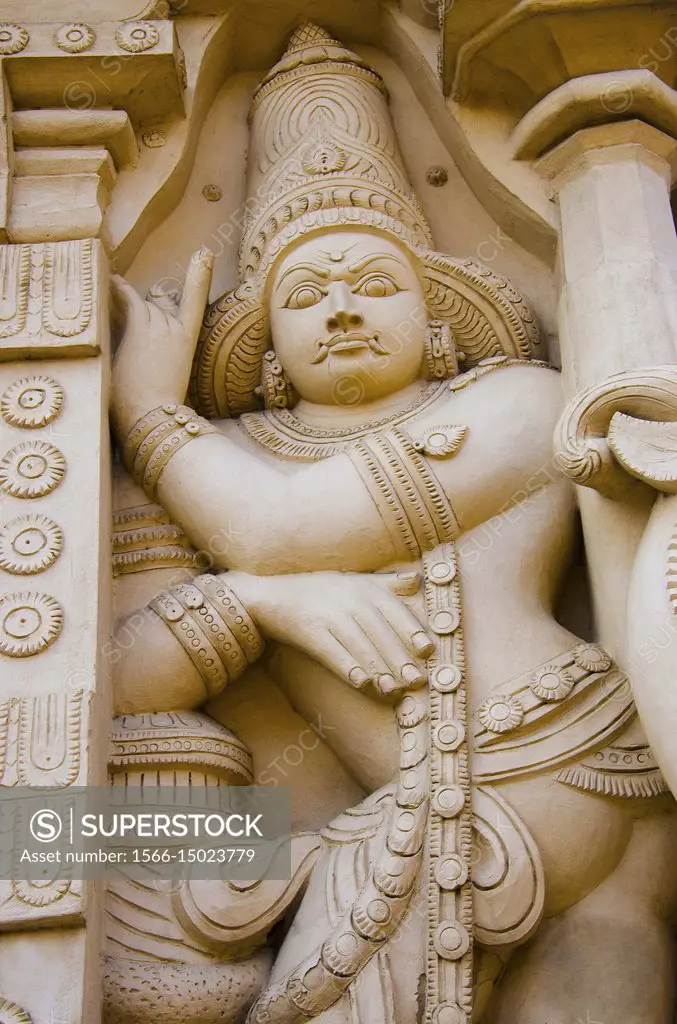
[0,236,109,1022]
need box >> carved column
[530,110,677,660]
[0,15,185,1024]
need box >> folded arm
[112,569,434,714]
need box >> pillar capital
[535,120,677,196]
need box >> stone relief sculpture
[104,22,677,1024]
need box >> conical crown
[239,22,433,279]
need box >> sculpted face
[268,231,428,405]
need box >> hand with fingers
[110,249,215,439]
[226,570,435,698]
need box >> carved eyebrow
[348,254,407,275]
[276,263,331,290]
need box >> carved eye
[355,274,400,299]
[285,284,326,310]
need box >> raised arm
[111,258,396,572]
[111,258,563,575]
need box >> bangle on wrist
[148,574,264,698]
[198,574,265,664]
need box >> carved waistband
[472,643,635,783]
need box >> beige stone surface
[2,4,677,1024]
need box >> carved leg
[485,807,677,1023]
[209,663,366,830]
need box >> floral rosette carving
[0,592,63,657]
[478,694,524,734]
[0,515,64,575]
[573,643,612,673]
[1,376,64,429]
[0,441,66,499]
[530,665,575,702]
[0,24,28,54]
[0,999,32,1024]
[301,139,347,175]
[116,22,160,53]
[54,23,95,52]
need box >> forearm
[111,574,264,714]
[112,609,206,714]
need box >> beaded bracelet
[149,575,264,698]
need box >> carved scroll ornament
[554,365,677,497]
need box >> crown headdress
[239,22,433,278]
[190,25,542,419]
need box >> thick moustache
[311,332,390,364]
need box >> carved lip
[331,337,370,353]
[312,332,388,363]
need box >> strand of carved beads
[424,321,459,381]
[257,351,297,410]
[424,543,473,1024]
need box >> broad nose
[325,281,364,333]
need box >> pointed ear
[420,251,544,365]
[189,279,269,419]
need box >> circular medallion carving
[434,921,471,961]
[0,592,63,657]
[432,664,462,693]
[301,140,346,175]
[1,376,64,428]
[478,694,524,734]
[429,559,457,585]
[429,608,461,635]
[432,785,465,819]
[116,22,159,53]
[530,665,574,702]
[433,719,466,752]
[573,643,612,673]
[431,1003,467,1024]
[54,23,95,52]
[0,24,28,54]
[435,854,469,891]
[0,441,66,498]
[0,515,63,575]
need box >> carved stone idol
[3,5,677,1023]
[105,22,677,1024]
